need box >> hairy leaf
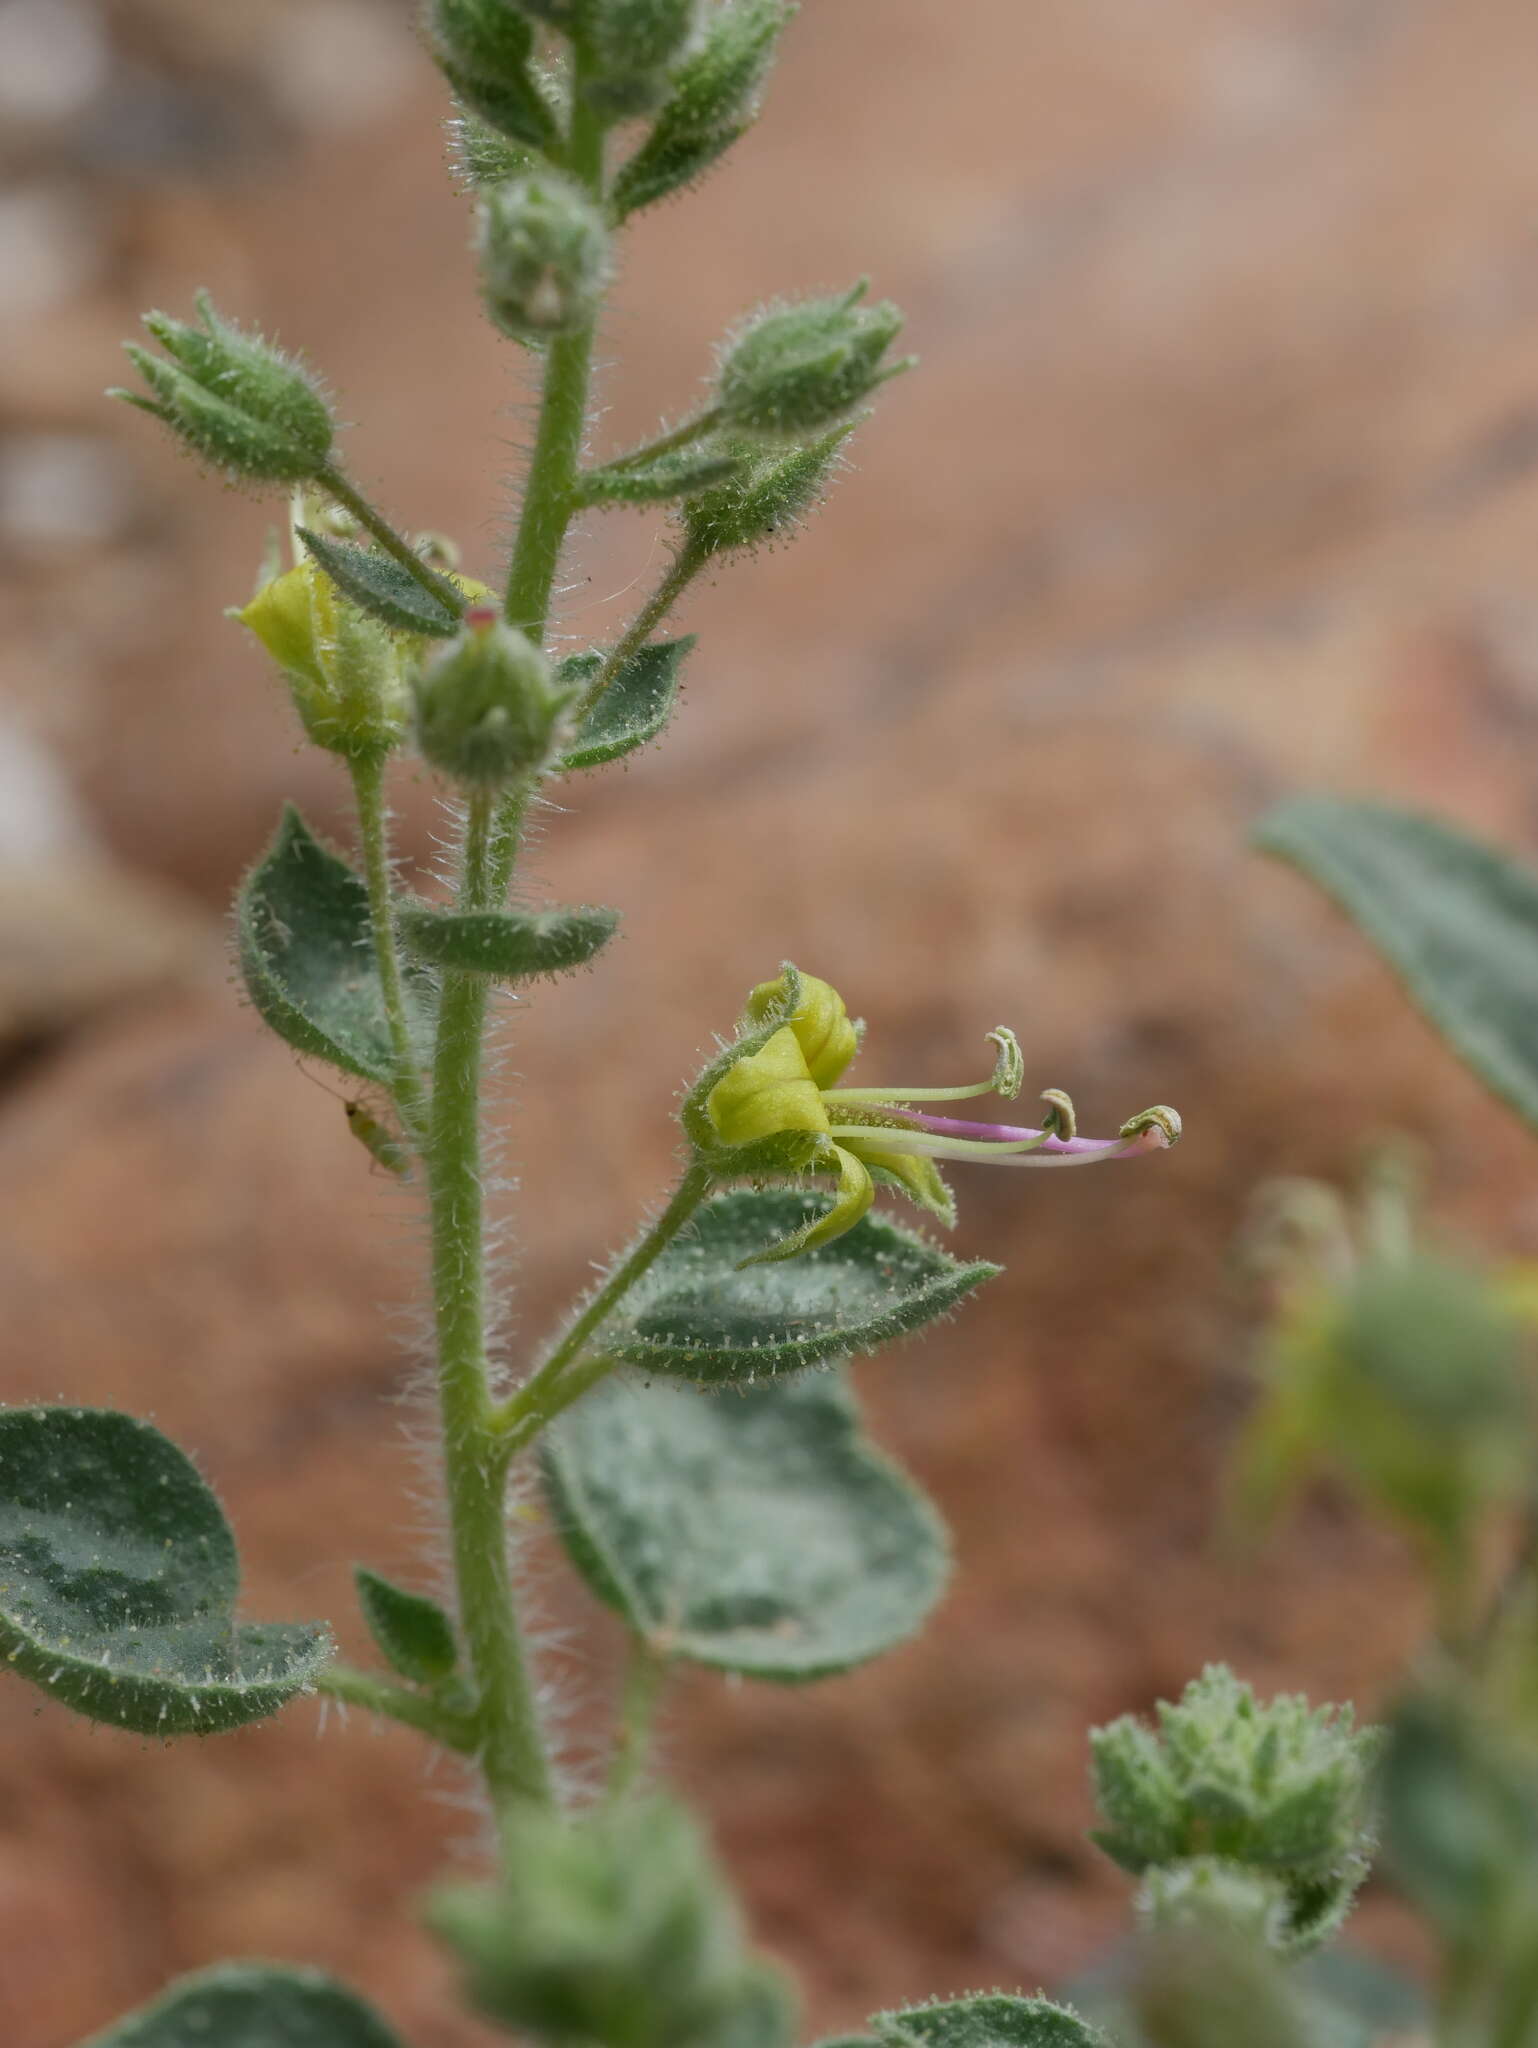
[237,805,431,1083]
[558,637,692,772]
[297,527,461,637]
[354,1567,458,1685]
[0,1408,329,1737]
[543,1367,947,1679]
[601,1188,997,1382]
[874,1998,1109,2048]
[81,1962,405,2047]
[579,445,742,507]
[399,902,619,979]
[1256,796,1538,1134]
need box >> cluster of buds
[1090,1666,1381,1959]
[688,967,1179,1265]
[428,1798,792,2048]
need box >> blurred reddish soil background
[6,0,1538,2041]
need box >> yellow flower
[702,968,1178,1266]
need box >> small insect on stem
[345,1097,413,1178]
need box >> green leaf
[874,1998,1109,2048]
[558,636,692,772]
[237,805,431,1084]
[297,527,462,637]
[80,1962,406,2047]
[542,1366,948,1680]
[353,1567,458,1685]
[600,1188,997,1383]
[1255,795,1538,1134]
[399,901,619,979]
[0,1408,329,1737]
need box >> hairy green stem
[316,1664,476,1751]
[317,462,466,616]
[569,543,707,730]
[606,1636,668,1802]
[349,751,428,1141]
[428,788,552,1818]
[581,406,723,483]
[496,1163,714,1442]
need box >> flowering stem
[568,541,708,731]
[494,1163,715,1442]
[578,406,724,489]
[428,786,552,1821]
[316,461,466,616]
[348,750,428,1142]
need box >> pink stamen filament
[826,1108,1173,1168]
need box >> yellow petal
[746,969,859,1088]
[705,1025,830,1147]
[236,560,326,688]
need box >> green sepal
[579,445,743,507]
[399,901,619,979]
[612,0,793,218]
[542,1365,948,1679]
[0,1407,329,1738]
[79,1962,406,2047]
[430,0,560,154]
[681,426,853,558]
[597,1187,997,1382]
[558,636,693,771]
[874,1996,1110,2048]
[297,527,462,637]
[447,105,538,191]
[353,1567,458,1685]
[1255,795,1538,1135]
[236,805,432,1085]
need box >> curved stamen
[824,1025,1025,1107]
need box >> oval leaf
[1255,796,1538,1134]
[399,902,618,979]
[354,1566,458,1685]
[81,1962,406,2047]
[237,805,431,1083]
[298,526,461,636]
[559,637,692,772]
[603,1188,997,1383]
[542,1366,948,1680]
[0,1407,329,1736]
[874,1999,1109,2048]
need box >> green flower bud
[584,0,700,116]
[431,0,559,152]
[1090,1666,1381,1958]
[478,173,612,341]
[716,282,908,437]
[681,424,852,557]
[112,292,334,485]
[413,612,572,786]
[236,560,406,760]
[612,0,794,219]
[427,1800,795,2048]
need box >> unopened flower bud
[584,0,700,115]
[478,174,612,341]
[236,560,406,760]
[413,613,572,786]
[681,425,852,558]
[716,282,909,437]
[112,293,334,485]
